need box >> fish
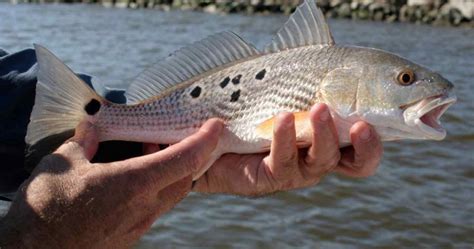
[26,0,456,178]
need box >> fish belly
[95,46,341,155]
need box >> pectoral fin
[256,112,312,146]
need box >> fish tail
[25,45,105,170]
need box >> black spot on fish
[220,77,230,88]
[255,69,266,80]
[85,99,101,115]
[232,75,242,85]
[190,86,201,98]
[230,90,241,102]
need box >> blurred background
[4,0,474,27]
[0,0,473,248]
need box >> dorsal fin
[126,31,260,103]
[264,0,334,53]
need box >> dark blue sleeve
[0,48,130,197]
[0,49,38,195]
[0,48,8,57]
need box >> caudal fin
[25,45,104,168]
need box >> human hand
[193,104,383,196]
[0,47,127,196]
[0,119,223,249]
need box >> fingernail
[360,127,371,141]
[319,107,329,122]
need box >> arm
[0,119,223,249]
[0,47,137,197]
[193,103,384,196]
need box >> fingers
[304,104,340,175]
[108,119,223,191]
[334,122,383,178]
[262,112,299,184]
[56,120,99,161]
[128,175,193,236]
[154,175,192,217]
[143,143,160,155]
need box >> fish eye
[397,69,415,86]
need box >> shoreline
[8,0,474,28]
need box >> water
[0,3,473,248]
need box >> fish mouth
[404,93,456,140]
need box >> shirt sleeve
[0,48,128,196]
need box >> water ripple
[0,3,472,248]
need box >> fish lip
[404,93,456,140]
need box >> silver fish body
[26,0,456,178]
[95,45,454,150]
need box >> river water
[0,3,473,248]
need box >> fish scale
[95,47,324,152]
[26,0,456,178]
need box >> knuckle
[355,160,379,178]
[182,151,203,172]
[83,168,108,185]
[365,135,383,153]
[199,127,214,138]
[319,151,341,171]
[281,152,298,166]
[328,151,341,167]
[174,180,192,198]
[197,128,219,145]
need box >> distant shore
[9,0,474,27]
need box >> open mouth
[407,94,456,140]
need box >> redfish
[26,0,456,178]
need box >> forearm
[0,215,25,249]
[0,213,60,249]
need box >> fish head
[320,47,456,142]
[352,47,456,141]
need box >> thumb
[57,121,99,161]
[102,119,223,192]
